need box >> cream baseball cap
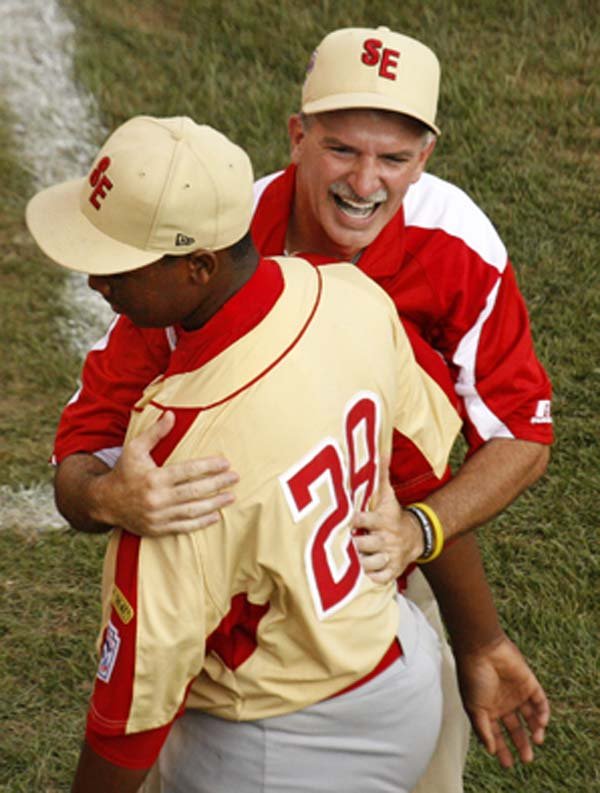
[302,26,441,134]
[26,116,254,275]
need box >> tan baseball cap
[26,116,254,275]
[302,27,441,134]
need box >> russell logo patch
[97,620,121,683]
[531,399,552,424]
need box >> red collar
[167,258,284,375]
[251,164,407,279]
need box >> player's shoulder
[275,255,395,314]
[320,261,398,315]
[404,172,507,271]
[253,170,283,210]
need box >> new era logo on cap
[175,233,196,246]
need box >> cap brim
[25,179,164,276]
[302,93,441,135]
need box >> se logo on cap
[89,156,113,210]
[361,38,401,81]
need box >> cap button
[376,26,390,32]
[170,118,187,141]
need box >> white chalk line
[0,483,67,532]
[1,0,114,531]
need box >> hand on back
[103,410,239,536]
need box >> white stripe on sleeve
[452,280,513,440]
[404,174,508,274]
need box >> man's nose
[348,156,381,199]
[88,274,111,297]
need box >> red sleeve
[419,242,553,451]
[389,320,458,505]
[389,321,460,591]
[401,217,553,451]
[85,528,199,769]
[87,531,176,744]
[458,262,553,451]
[85,719,175,770]
[53,317,172,463]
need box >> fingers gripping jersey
[88,258,460,756]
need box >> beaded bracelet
[405,505,434,560]
[406,502,445,563]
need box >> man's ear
[187,250,218,284]
[288,114,306,164]
[416,137,437,176]
[409,137,437,186]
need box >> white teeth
[333,194,376,217]
[343,197,374,210]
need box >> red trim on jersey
[146,406,204,467]
[332,638,403,698]
[164,258,285,377]
[86,718,174,770]
[396,570,410,592]
[128,259,288,466]
[87,636,403,768]
[88,531,141,734]
[52,259,284,464]
[86,678,195,769]
[79,260,322,762]
[206,592,270,670]
[149,264,323,413]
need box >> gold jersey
[89,257,460,738]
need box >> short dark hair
[227,230,254,264]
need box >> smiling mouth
[331,192,382,219]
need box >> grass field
[1,0,599,790]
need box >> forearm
[54,454,116,534]
[72,740,150,793]
[424,438,549,540]
[54,415,239,537]
[420,532,504,654]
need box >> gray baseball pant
[147,598,442,793]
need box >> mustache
[330,181,388,204]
